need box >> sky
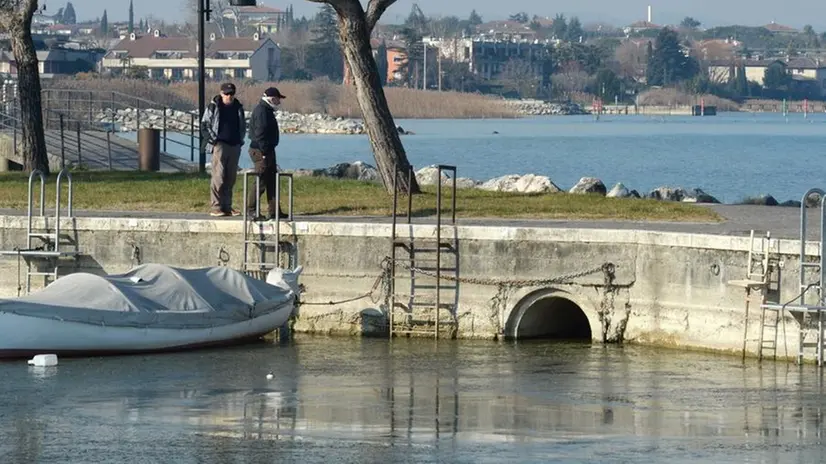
[64,0,826,30]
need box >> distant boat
[0,264,302,359]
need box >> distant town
[4,1,826,105]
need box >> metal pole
[198,0,208,173]
[107,131,113,170]
[76,122,82,167]
[59,115,65,169]
[89,91,93,124]
[111,91,116,130]
[163,107,167,152]
[190,113,195,162]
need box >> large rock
[742,194,779,206]
[606,183,630,198]
[569,177,607,195]
[415,165,449,186]
[681,188,720,204]
[322,161,378,181]
[479,174,560,193]
[648,186,686,201]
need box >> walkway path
[0,204,814,240]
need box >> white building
[101,30,281,81]
[424,36,552,80]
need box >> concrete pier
[0,205,820,360]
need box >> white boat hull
[0,302,293,358]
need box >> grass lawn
[0,171,721,222]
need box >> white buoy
[266,372,274,380]
[27,354,58,367]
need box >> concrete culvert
[507,295,592,341]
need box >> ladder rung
[27,272,57,277]
[409,267,457,272]
[243,263,280,269]
[411,285,458,290]
[28,232,56,238]
[245,240,285,245]
[406,301,454,308]
[801,263,821,268]
[801,342,821,348]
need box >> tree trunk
[10,20,49,174]
[336,11,420,194]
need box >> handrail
[55,168,73,254]
[42,88,187,112]
[27,170,46,250]
[799,187,826,307]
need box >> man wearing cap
[202,82,246,217]
[247,86,287,220]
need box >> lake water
[1,338,823,463]
[132,112,826,204]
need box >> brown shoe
[229,208,241,216]
[210,210,230,217]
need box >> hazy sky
[66,0,826,30]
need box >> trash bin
[138,128,160,171]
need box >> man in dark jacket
[202,82,246,217]
[247,86,287,220]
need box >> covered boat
[0,263,302,358]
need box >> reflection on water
[1,338,824,463]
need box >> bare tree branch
[366,0,396,32]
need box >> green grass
[0,171,721,222]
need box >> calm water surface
[1,337,823,463]
[148,112,826,203]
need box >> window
[171,68,183,80]
[234,68,245,79]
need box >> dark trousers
[246,148,280,216]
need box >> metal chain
[394,260,614,288]
[299,263,389,306]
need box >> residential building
[0,48,100,76]
[424,37,551,80]
[707,57,826,96]
[623,21,662,35]
[223,4,293,35]
[763,22,799,35]
[101,30,281,81]
[475,20,538,41]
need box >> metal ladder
[730,230,784,361]
[761,188,826,366]
[241,170,296,277]
[0,169,77,294]
[389,165,458,338]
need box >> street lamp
[197,0,256,172]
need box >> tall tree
[508,12,528,24]
[0,0,49,173]
[550,14,567,40]
[680,17,701,30]
[763,61,790,91]
[100,10,108,36]
[646,28,698,86]
[468,9,482,26]
[565,16,584,42]
[54,7,64,23]
[307,0,420,194]
[63,2,77,24]
[308,5,343,81]
[128,0,134,34]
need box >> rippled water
[137,112,826,203]
[2,338,824,463]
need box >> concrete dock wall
[0,214,819,360]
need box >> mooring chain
[297,258,615,308]
[394,260,615,288]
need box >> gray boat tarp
[0,264,296,329]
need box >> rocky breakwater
[507,99,589,116]
[285,162,722,204]
[94,107,376,135]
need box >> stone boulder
[607,183,630,198]
[569,177,607,195]
[742,194,779,206]
[780,200,802,208]
[321,161,379,181]
[479,174,560,193]
[648,186,686,201]
[681,188,720,204]
[415,165,449,186]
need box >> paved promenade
[0,204,815,240]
